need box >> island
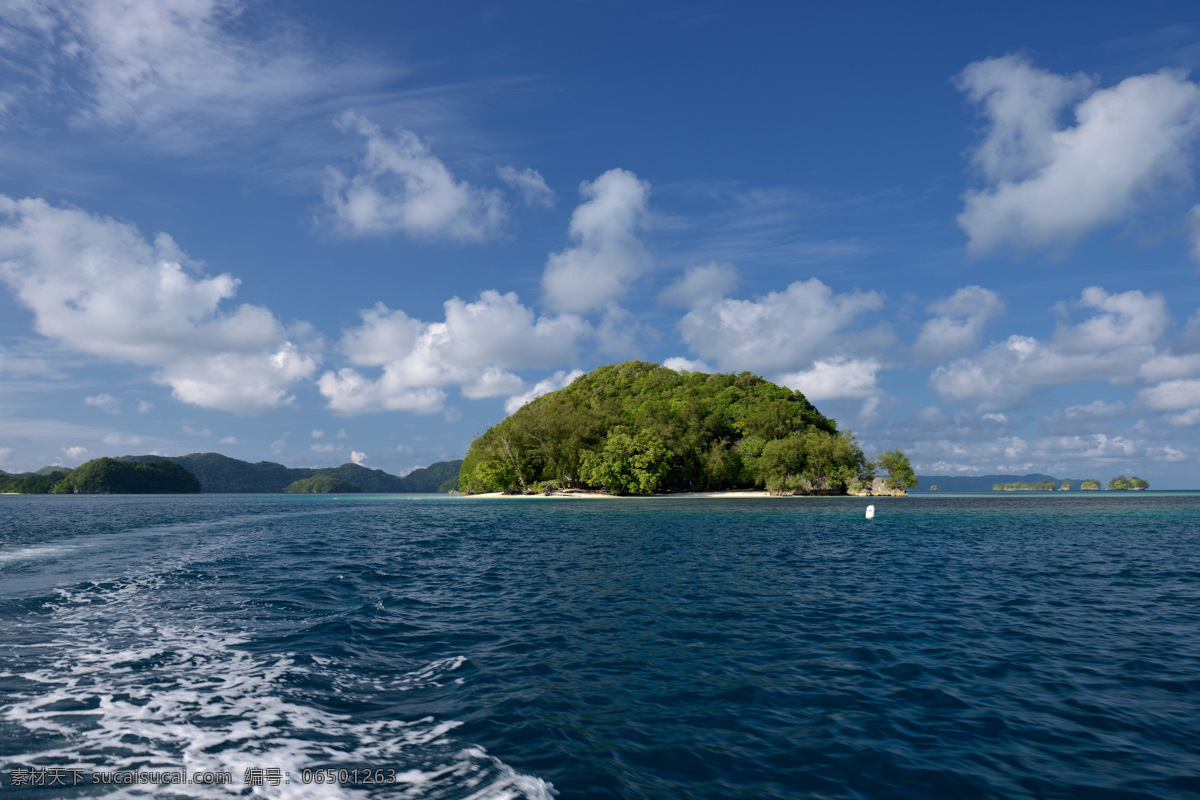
[459,361,914,496]
[284,475,362,493]
[2,455,464,494]
[25,457,203,494]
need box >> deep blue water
[1,493,1199,799]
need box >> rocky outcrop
[846,477,907,497]
[870,476,907,497]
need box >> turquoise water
[1,493,1198,798]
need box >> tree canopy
[284,475,361,493]
[50,458,200,494]
[459,361,878,495]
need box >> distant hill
[117,453,463,493]
[284,475,362,494]
[915,474,1089,492]
[52,457,200,494]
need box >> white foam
[0,545,77,564]
[2,575,556,799]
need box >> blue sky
[3,2,1200,486]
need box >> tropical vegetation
[284,475,362,493]
[992,480,1057,491]
[49,458,200,494]
[1107,475,1149,490]
[459,361,893,495]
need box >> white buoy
[865,504,875,519]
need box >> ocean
[1,493,1198,799]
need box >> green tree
[875,449,916,491]
[1080,479,1101,490]
[579,430,672,494]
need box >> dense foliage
[51,458,200,494]
[1107,475,1149,490]
[0,469,70,493]
[875,450,917,491]
[459,361,875,495]
[1080,479,1101,490]
[284,475,361,493]
[992,480,1057,491]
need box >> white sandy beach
[465,489,776,499]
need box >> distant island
[913,473,1150,492]
[1,453,464,494]
[0,457,200,494]
[459,361,914,496]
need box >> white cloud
[542,168,651,313]
[219,436,237,444]
[913,286,1005,362]
[595,304,656,359]
[137,400,154,413]
[956,55,1200,255]
[497,165,556,208]
[663,357,714,373]
[677,278,886,377]
[320,290,589,415]
[0,196,318,413]
[1138,378,1200,412]
[84,393,120,414]
[658,262,739,307]
[0,0,391,148]
[504,369,585,414]
[311,429,324,439]
[102,432,143,447]
[1063,400,1125,419]
[931,287,1167,410]
[350,450,366,465]
[778,358,882,401]
[63,445,87,460]
[311,442,342,453]
[324,113,507,241]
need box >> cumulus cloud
[0,0,390,147]
[325,113,507,241]
[913,286,1005,362]
[1138,379,1200,413]
[663,357,715,373]
[658,262,739,307]
[931,287,1167,410]
[778,358,882,402]
[497,166,556,208]
[956,55,1200,255]
[84,393,120,414]
[504,369,585,414]
[350,450,366,465]
[63,445,87,460]
[542,168,651,313]
[677,278,887,377]
[0,196,318,413]
[320,290,589,414]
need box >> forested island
[459,361,914,496]
[0,457,200,494]
[1,454,463,494]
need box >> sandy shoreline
[464,489,777,499]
